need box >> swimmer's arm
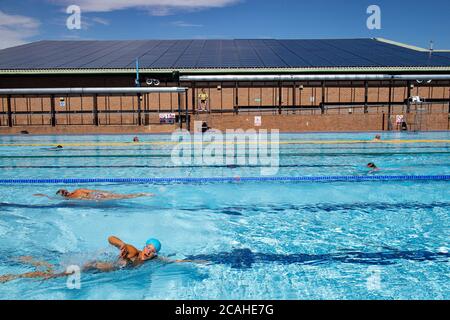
[16,256,54,272]
[82,261,119,273]
[32,194,52,198]
[105,193,154,199]
[156,256,209,264]
[108,236,140,259]
[0,269,72,283]
[108,236,125,248]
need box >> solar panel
[280,40,338,67]
[0,39,449,70]
[234,40,263,68]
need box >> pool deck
[1,112,448,134]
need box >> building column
[177,92,182,129]
[278,81,282,115]
[387,80,393,131]
[364,81,369,113]
[406,81,412,113]
[93,94,99,126]
[234,82,239,114]
[321,81,326,114]
[50,94,56,127]
[7,95,12,127]
[137,93,142,126]
[185,90,190,131]
[191,82,196,115]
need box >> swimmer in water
[0,236,206,283]
[367,162,380,173]
[133,136,139,142]
[373,135,381,141]
[45,145,63,151]
[33,189,154,201]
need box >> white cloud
[0,11,41,49]
[91,17,110,26]
[80,16,111,29]
[50,0,240,15]
[172,20,203,28]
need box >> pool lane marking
[1,151,449,158]
[0,139,449,147]
[0,175,449,184]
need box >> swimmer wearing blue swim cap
[145,238,161,253]
[106,236,162,267]
[0,236,210,283]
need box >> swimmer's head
[56,189,69,197]
[374,135,381,140]
[367,162,377,169]
[57,145,63,148]
[142,238,161,260]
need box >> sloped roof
[0,38,449,72]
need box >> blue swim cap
[145,238,161,252]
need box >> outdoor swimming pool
[0,132,449,299]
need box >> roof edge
[375,37,450,52]
[2,66,450,75]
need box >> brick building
[0,38,449,133]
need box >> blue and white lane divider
[0,175,449,184]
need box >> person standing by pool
[33,189,154,200]
[198,89,209,112]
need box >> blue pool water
[0,131,449,299]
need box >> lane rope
[0,175,449,184]
[0,139,449,147]
[1,151,449,159]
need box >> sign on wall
[254,116,262,126]
[159,113,176,124]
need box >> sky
[0,0,449,50]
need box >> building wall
[190,113,450,132]
[0,76,449,131]
[1,112,448,134]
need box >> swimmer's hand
[0,275,16,283]
[122,193,155,199]
[175,259,209,264]
[120,245,128,259]
[33,194,51,198]
[158,256,209,264]
[119,244,139,260]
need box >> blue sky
[0,0,449,50]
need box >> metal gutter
[0,87,186,95]
[1,66,450,75]
[180,74,450,81]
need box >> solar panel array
[0,39,449,70]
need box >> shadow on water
[0,201,148,210]
[186,248,450,269]
[0,202,244,216]
[216,201,450,215]
[1,201,449,216]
